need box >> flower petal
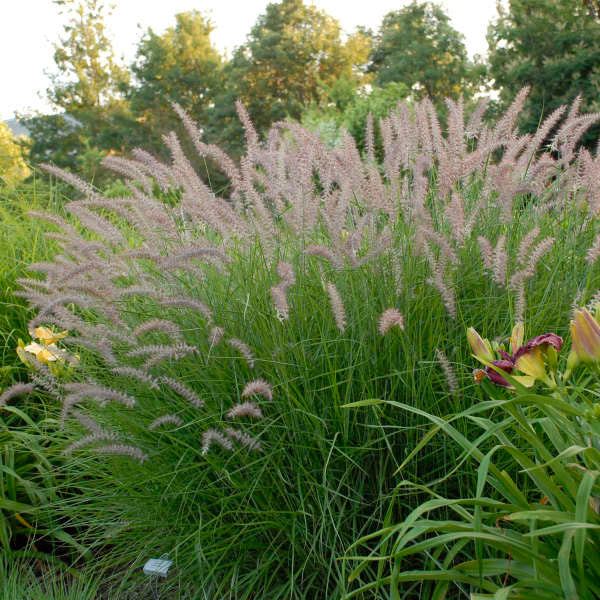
[512,375,536,387]
[33,326,68,345]
[514,346,547,380]
[498,349,513,362]
[524,333,563,352]
[24,341,45,354]
[23,341,66,363]
[485,360,514,387]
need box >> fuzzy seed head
[378,309,405,336]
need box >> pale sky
[0,0,503,120]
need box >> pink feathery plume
[226,401,264,420]
[378,309,405,336]
[326,282,347,332]
[241,379,273,401]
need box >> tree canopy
[0,123,30,187]
[48,0,129,111]
[220,0,371,136]
[368,1,483,102]
[15,0,600,182]
[22,0,133,175]
[487,0,600,143]
[128,11,224,154]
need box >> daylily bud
[467,327,495,362]
[546,345,558,370]
[564,347,580,380]
[510,322,525,355]
[570,308,600,364]
[16,339,30,366]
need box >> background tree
[301,82,410,154]
[47,0,128,111]
[22,0,134,177]
[488,0,600,145]
[368,1,484,103]
[210,0,371,154]
[128,11,223,156]
[0,122,30,187]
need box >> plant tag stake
[143,553,172,578]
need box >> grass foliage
[347,352,600,599]
[0,178,64,377]
[2,91,600,597]
[0,557,100,600]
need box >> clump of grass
[0,180,88,563]
[0,557,100,600]
[14,90,600,597]
[0,177,66,381]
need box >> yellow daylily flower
[512,375,537,388]
[33,326,68,345]
[514,346,555,387]
[23,341,67,364]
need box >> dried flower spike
[241,379,273,401]
[326,282,347,332]
[0,383,34,408]
[227,401,264,420]
[435,349,459,398]
[378,309,404,336]
[202,429,233,455]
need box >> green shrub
[12,90,600,597]
[0,121,30,187]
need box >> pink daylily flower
[520,333,563,353]
[485,359,515,387]
[473,330,563,388]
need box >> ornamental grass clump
[15,89,600,596]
